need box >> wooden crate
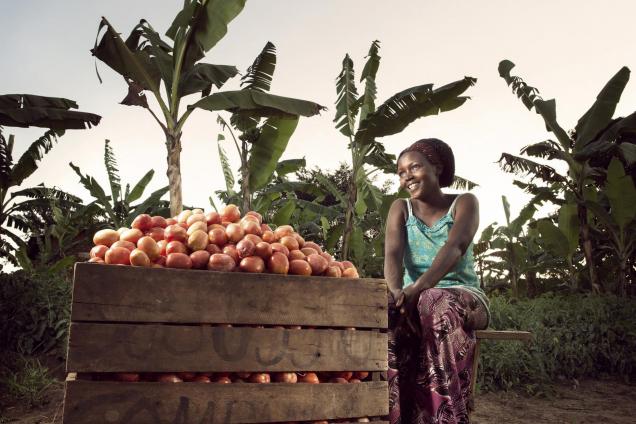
[63,263,389,423]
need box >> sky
[2,0,636,236]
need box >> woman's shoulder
[450,192,478,218]
[388,198,409,221]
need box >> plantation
[1,0,635,423]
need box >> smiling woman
[384,138,489,424]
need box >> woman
[384,138,490,424]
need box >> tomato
[190,250,210,269]
[236,239,255,259]
[192,375,211,383]
[157,240,168,256]
[279,235,299,251]
[205,243,222,255]
[300,247,319,257]
[93,229,119,247]
[90,245,108,259]
[320,251,333,263]
[268,252,289,274]
[187,230,209,251]
[145,227,165,242]
[150,215,168,229]
[262,230,276,243]
[288,250,306,261]
[157,373,183,383]
[225,223,244,243]
[137,236,160,260]
[208,227,228,247]
[324,265,342,278]
[254,242,272,260]
[239,256,265,273]
[205,211,221,225]
[165,218,177,226]
[342,267,360,278]
[221,204,241,223]
[177,210,193,224]
[177,372,197,381]
[208,253,236,272]
[164,225,187,243]
[131,214,153,231]
[303,242,323,255]
[166,240,187,255]
[293,233,305,248]
[105,247,130,265]
[186,213,206,227]
[307,254,328,275]
[222,245,240,264]
[332,371,353,380]
[130,249,151,267]
[241,219,262,236]
[243,233,263,245]
[289,259,312,276]
[352,371,369,380]
[273,372,297,383]
[186,221,208,236]
[166,253,192,269]
[245,210,263,224]
[114,373,140,382]
[271,243,290,257]
[273,225,294,240]
[249,373,270,383]
[88,257,104,263]
[298,372,319,384]
[111,240,136,252]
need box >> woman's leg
[409,288,487,424]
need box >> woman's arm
[384,199,407,300]
[412,193,479,291]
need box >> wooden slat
[67,324,387,373]
[63,381,388,423]
[475,330,532,341]
[71,263,387,328]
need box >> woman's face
[397,151,441,198]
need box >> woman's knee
[417,288,452,320]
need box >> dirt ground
[1,378,634,423]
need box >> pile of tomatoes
[88,204,359,278]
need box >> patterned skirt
[388,288,488,424]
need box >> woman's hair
[398,138,455,188]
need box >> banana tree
[92,0,324,216]
[498,60,636,292]
[585,158,636,296]
[214,41,315,213]
[0,94,100,267]
[70,140,169,228]
[333,40,476,261]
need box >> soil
[1,378,634,423]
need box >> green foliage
[0,356,59,408]
[0,270,71,357]
[497,59,636,295]
[479,295,636,393]
[92,3,324,214]
[70,140,169,228]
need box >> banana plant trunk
[508,241,519,298]
[341,180,357,261]
[166,132,183,217]
[240,144,251,213]
[577,204,601,293]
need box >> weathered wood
[475,330,532,342]
[63,380,388,423]
[71,263,387,328]
[67,323,387,373]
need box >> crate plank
[63,381,388,423]
[475,330,532,341]
[67,324,387,372]
[72,263,387,328]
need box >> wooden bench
[469,330,532,408]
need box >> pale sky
[2,0,636,235]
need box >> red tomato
[166,253,192,269]
[93,229,119,247]
[131,214,153,231]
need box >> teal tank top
[403,195,490,316]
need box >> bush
[0,269,72,357]
[479,294,636,394]
[0,356,60,408]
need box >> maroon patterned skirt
[388,288,488,424]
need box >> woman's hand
[395,284,422,335]
[389,288,403,305]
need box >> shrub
[0,356,60,408]
[0,269,71,357]
[479,294,636,394]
